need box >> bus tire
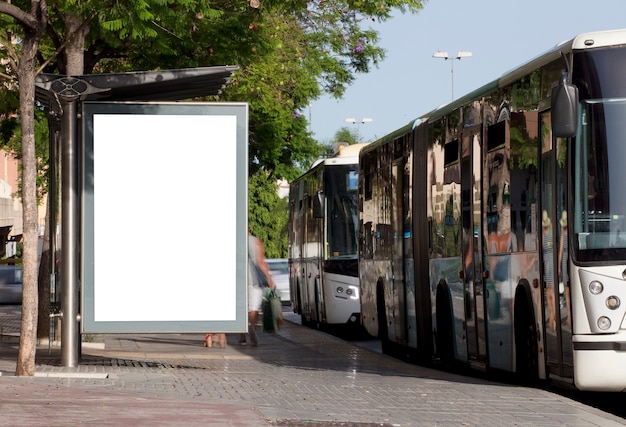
[300,313,309,327]
[312,279,321,330]
[376,279,391,354]
[436,284,454,366]
[514,284,539,385]
[297,284,310,327]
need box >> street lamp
[345,117,373,142]
[432,50,472,101]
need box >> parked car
[0,265,22,305]
[265,258,290,305]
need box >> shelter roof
[35,66,239,109]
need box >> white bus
[358,29,626,392]
[288,144,366,331]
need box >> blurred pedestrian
[240,232,274,346]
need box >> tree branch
[0,1,41,31]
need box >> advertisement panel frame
[82,101,248,333]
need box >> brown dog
[203,333,227,348]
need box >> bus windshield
[324,165,359,260]
[573,98,626,262]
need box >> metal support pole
[450,59,455,101]
[432,51,472,101]
[49,117,58,342]
[60,97,79,367]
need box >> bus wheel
[376,280,390,354]
[514,288,539,385]
[297,285,309,327]
[435,286,454,367]
[300,314,309,327]
[311,279,321,330]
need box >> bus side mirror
[551,71,579,138]
[313,191,324,218]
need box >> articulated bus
[288,144,366,330]
[358,29,626,392]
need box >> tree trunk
[63,13,89,75]
[16,31,43,377]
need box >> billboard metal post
[60,95,80,367]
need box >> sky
[308,0,626,144]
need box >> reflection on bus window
[325,165,359,259]
[573,99,626,262]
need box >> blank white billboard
[82,102,248,333]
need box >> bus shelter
[35,66,245,367]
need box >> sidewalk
[0,311,393,426]
[0,322,275,426]
[0,309,624,426]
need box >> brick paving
[0,306,624,426]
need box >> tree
[0,0,48,376]
[5,0,426,182]
[0,0,241,376]
[220,12,323,182]
[219,1,426,179]
[0,0,426,375]
[334,127,358,145]
[248,171,288,258]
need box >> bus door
[293,187,305,313]
[390,145,407,345]
[298,192,311,321]
[311,188,324,325]
[301,188,322,326]
[461,126,487,363]
[540,111,573,380]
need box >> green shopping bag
[262,289,283,332]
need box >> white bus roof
[310,143,369,168]
[570,28,626,49]
[335,142,368,158]
[363,28,626,153]
[420,28,626,123]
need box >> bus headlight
[597,316,611,330]
[335,285,359,299]
[347,285,359,300]
[589,280,604,295]
[606,295,620,310]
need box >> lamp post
[344,117,373,142]
[432,51,472,101]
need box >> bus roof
[427,28,626,122]
[368,28,626,145]
[309,143,369,169]
[334,143,369,158]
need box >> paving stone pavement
[0,306,624,426]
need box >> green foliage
[0,0,427,253]
[0,89,20,146]
[0,97,49,203]
[289,0,425,97]
[510,124,538,170]
[334,127,358,145]
[248,171,288,258]
[3,0,426,183]
[218,13,325,182]
[314,127,358,158]
[80,0,254,74]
